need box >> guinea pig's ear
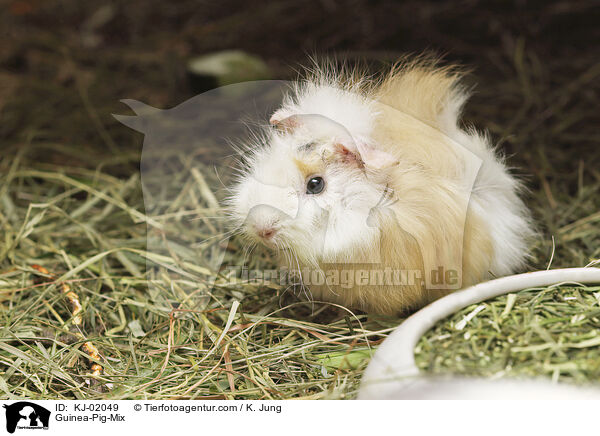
[356,141,399,169]
[269,111,299,133]
[335,140,398,170]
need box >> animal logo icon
[3,402,51,433]
[113,81,288,297]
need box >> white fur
[436,100,533,275]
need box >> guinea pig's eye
[306,176,325,195]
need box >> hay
[416,284,600,383]
[0,146,396,399]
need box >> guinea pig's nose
[255,224,278,240]
[246,205,287,241]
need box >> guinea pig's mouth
[251,231,296,255]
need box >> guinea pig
[227,58,534,315]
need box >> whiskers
[272,239,316,313]
[240,239,259,266]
